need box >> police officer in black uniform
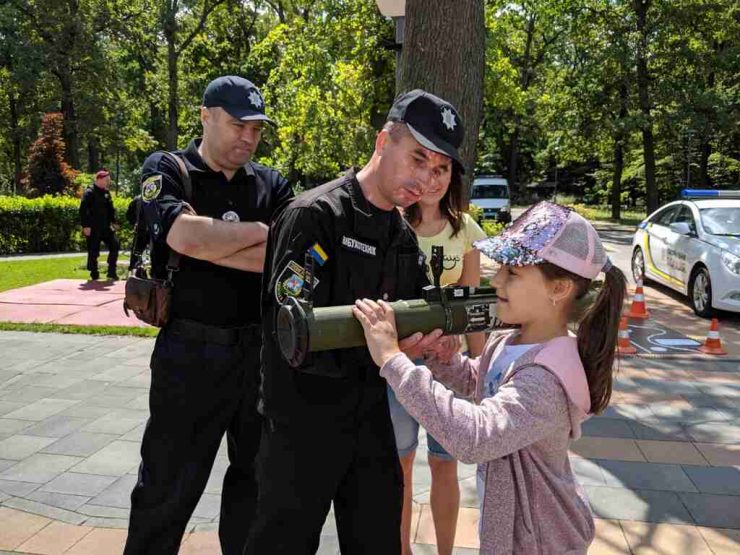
[246,90,465,554]
[124,76,292,555]
[79,169,119,280]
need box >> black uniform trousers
[125,320,262,555]
[86,228,119,277]
[245,383,403,554]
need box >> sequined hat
[474,201,612,279]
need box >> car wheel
[631,247,648,284]
[689,266,714,318]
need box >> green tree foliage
[23,113,79,197]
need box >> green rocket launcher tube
[276,286,501,368]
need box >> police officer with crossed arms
[124,76,292,555]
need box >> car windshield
[700,207,740,236]
[472,184,508,199]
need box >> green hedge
[0,195,134,255]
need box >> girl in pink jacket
[354,202,627,554]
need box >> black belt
[168,318,261,346]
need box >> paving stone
[77,503,129,519]
[26,490,91,511]
[0,460,14,473]
[0,402,24,417]
[40,431,118,458]
[679,492,740,528]
[696,526,740,554]
[2,398,79,422]
[81,413,142,435]
[619,520,712,554]
[636,440,709,465]
[569,456,608,486]
[0,435,56,460]
[16,521,93,555]
[63,527,127,554]
[685,422,740,444]
[119,423,146,443]
[682,465,740,495]
[2,496,86,525]
[0,453,82,484]
[0,419,31,436]
[58,404,110,419]
[88,475,136,509]
[693,443,740,467]
[28,373,84,389]
[0,478,40,497]
[649,405,731,426]
[599,460,697,492]
[70,440,140,476]
[571,437,645,462]
[584,486,693,523]
[598,404,655,421]
[192,492,221,520]
[627,419,693,442]
[191,522,220,532]
[0,506,50,551]
[581,418,635,439]
[41,471,118,497]
[22,415,91,438]
[79,517,128,529]
[50,381,110,402]
[91,365,143,383]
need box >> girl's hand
[353,299,405,367]
[428,335,462,364]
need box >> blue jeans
[387,385,455,461]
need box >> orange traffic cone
[698,318,727,355]
[627,279,650,319]
[617,316,637,355]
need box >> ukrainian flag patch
[309,243,328,266]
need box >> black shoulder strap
[129,151,191,277]
[161,151,191,281]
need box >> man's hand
[82,227,91,237]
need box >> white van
[470,175,511,223]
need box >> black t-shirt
[260,170,429,420]
[140,139,293,326]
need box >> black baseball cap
[202,75,275,125]
[387,89,465,171]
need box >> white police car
[631,189,740,317]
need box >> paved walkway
[0,331,738,553]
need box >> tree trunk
[58,68,80,169]
[8,89,22,194]
[634,0,657,212]
[611,81,629,220]
[399,0,486,192]
[508,125,520,201]
[699,138,711,187]
[166,35,179,150]
[87,137,100,172]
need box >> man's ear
[200,106,210,127]
[375,129,390,157]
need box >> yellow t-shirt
[415,213,488,355]
[415,212,487,286]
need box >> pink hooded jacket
[380,330,595,554]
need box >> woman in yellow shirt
[390,167,487,555]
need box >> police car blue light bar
[681,189,740,199]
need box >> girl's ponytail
[576,266,627,414]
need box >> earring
[551,298,557,307]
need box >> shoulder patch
[275,261,320,304]
[141,175,163,202]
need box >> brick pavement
[0,331,738,554]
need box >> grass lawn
[0,321,158,337]
[0,255,128,293]
[570,204,646,226]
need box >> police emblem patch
[441,107,457,131]
[248,90,263,108]
[141,175,162,202]
[275,260,320,303]
[222,210,240,223]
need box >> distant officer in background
[124,76,292,555]
[79,169,119,280]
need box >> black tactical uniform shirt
[79,185,116,230]
[260,170,429,420]
[141,139,292,327]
